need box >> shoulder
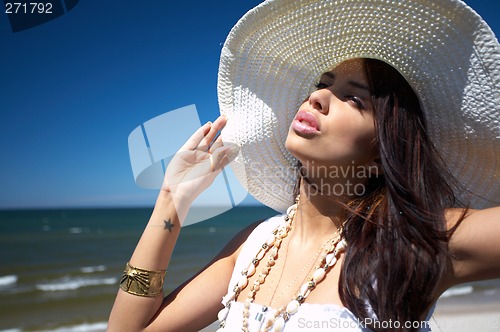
[441,206,500,290]
[445,205,500,223]
[445,206,500,254]
[223,214,285,265]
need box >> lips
[291,110,320,135]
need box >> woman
[108,0,500,331]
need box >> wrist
[155,189,192,224]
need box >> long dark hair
[337,58,464,330]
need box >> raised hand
[161,115,235,208]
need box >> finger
[209,154,215,172]
[201,115,227,151]
[179,122,212,151]
[210,144,238,171]
[209,146,229,172]
[209,137,224,153]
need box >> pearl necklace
[217,197,347,332]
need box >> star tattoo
[163,219,174,232]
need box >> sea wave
[80,265,106,273]
[0,275,18,286]
[68,227,83,234]
[35,321,107,332]
[440,285,474,298]
[36,276,117,291]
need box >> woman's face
[285,58,378,170]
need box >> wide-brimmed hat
[218,0,499,213]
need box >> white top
[219,215,433,331]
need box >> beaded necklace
[217,196,347,332]
[267,233,331,309]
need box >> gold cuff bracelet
[119,262,166,297]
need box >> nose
[308,89,330,114]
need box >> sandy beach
[429,291,500,332]
[430,309,500,332]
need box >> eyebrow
[348,80,370,91]
[320,72,370,91]
[320,72,335,80]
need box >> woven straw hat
[218,0,500,213]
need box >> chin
[285,135,308,164]
[284,133,298,156]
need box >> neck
[291,179,346,246]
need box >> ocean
[0,206,276,332]
[0,206,499,332]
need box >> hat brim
[218,0,500,212]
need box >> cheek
[352,124,376,145]
[329,113,374,141]
[353,132,377,158]
[325,117,376,158]
[350,122,378,159]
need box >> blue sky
[0,1,498,209]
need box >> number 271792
[5,2,53,14]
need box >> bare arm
[440,206,500,291]
[108,115,244,331]
[107,191,186,332]
[108,194,259,332]
[149,220,260,332]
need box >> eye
[314,82,330,90]
[346,95,366,110]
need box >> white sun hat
[218,0,500,213]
